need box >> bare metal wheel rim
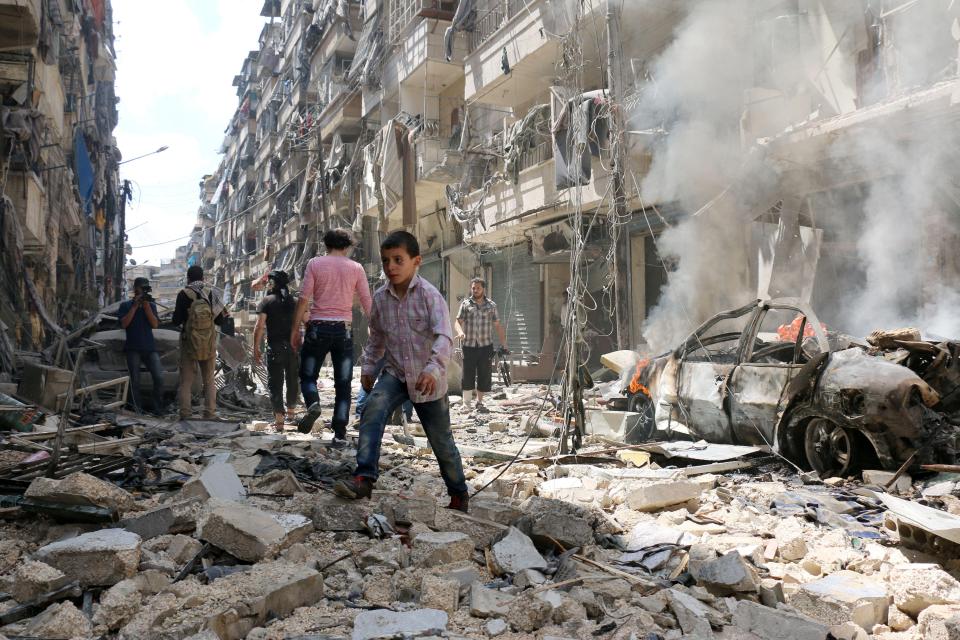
[804,417,853,477]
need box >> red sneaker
[333,476,373,500]
[446,492,469,513]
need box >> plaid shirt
[361,275,454,403]
[456,296,499,347]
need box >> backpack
[183,286,216,360]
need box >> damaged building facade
[0,0,125,359]
[191,0,960,371]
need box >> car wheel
[625,393,656,444]
[803,417,858,477]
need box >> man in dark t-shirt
[253,270,299,428]
[119,277,164,414]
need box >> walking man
[253,270,299,429]
[334,230,469,511]
[454,277,507,413]
[119,277,164,414]
[291,228,372,443]
[173,266,227,420]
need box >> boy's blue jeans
[357,386,413,420]
[355,372,468,496]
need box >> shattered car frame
[627,298,960,476]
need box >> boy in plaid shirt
[335,231,469,512]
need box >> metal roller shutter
[489,244,542,355]
[418,257,444,295]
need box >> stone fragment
[790,570,889,630]
[774,518,809,561]
[180,461,246,502]
[120,498,201,539]
[888,605,914,632]
[514,568,547,588]
[11,560,69,603]
[312,493,372,531]
[570,586,602,619]
[917,604,960,640]
[692,550,760,595]
[625,480,701,512]
[490,527,547,575]
[34,528,141,586]
[420,574,459,613]
[507,593,553,632]
[25,472,136,513]
[166,534,203,565]
[433,507,504,549]
[548,592,588,624]
[731,600,830,640]
[888,563,960,617]
[358,538,409,571]
[524,510,593,550]
[438,565,481,592]
[470,499,521,525]
[470,582,516,618]
[363,572,396,607]
[198,499,312,562]
[759,579,786,608]
[21,601,92,639]
[667,588,719,636]
[412,531,474,567]
[250,469,303,496]
[829,622,870,640]
[92,578,142,630]
[862,470,911,493]
[485,618,508,637]
[351,608,448,640]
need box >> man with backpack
[173,265,227,420]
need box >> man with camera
[454,277,508,413]
[119,277,164,414]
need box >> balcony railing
[515,138,552,173]
[467,0,527,52]
[388,0,457,42]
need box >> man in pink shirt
[291,229,372,444]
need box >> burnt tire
[625,393,656,444]
[803,417,865,478]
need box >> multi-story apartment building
[0,0,124,350]
[192,0,960,377]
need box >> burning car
[625,298,960,477]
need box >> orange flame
[629,358,651,396]
[777,315,826,342]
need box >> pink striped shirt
[300,255,373,321]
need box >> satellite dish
[129,259,137,266]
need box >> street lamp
[119,145,169,165]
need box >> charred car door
[726,299,831,446]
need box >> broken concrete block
[34,528,141,586]
[514,568,547,588]
[470,582,516,618]
[93,576,148,630]
[507,593,553,632]
[21,601,92,639]
[10,560,69,603]
[358,538,409,571]
[433,507,505,549]
[351,608,448,640]
[888,563,960,617]
[312,493,372,531]
[438,565,481,593]
[790,570,889,630]
[488,421,509,432]
[119,498,201,539]
[759,578,786,608]
[888,604,914,632]
[485,618,508,637]
[470,499,521,525]
[774,518,809,561]
[829,622,870,640]
[523,510,593,550]
[412,531,475,567]
[667,588,721,636]
[198,499,312,562]
[625,480,701,512]
[25,472,135,513]
[490,527,547,575]
[250,469,303,496]
[547,592,588,624]
[180,462,246,502]
[731,600,830,640]
[420,574,459,613]
[166,534,203,565]
[917,604,960,640]
[862,469,911,493]
[363,572,397,607]
[692,550,760,595]
[601,350,638,375]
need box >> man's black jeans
[126,350,164,413]
[266,342,299,414]
[299,321,353,438]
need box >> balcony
[0,0,40,50]
[8,171,45,253]
[388,0,457,42]
[382,1,466,94]
[415,122,463,200]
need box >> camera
[140,284,153,302]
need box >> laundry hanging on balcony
[504,104,549,183]
[551,89,609,189]
[73,128,95,215]
[444,0,476,62]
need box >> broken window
[681,312,752,364]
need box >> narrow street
[2,1,960,639]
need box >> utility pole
[607,1,629,349]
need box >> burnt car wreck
[625,299,960,477]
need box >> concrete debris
[489,526,548,574]
[790,570,890,630]
[250,469,304,495]
[34,528,142,586]
[198,499,312,562]
[692,549,760,595]
[485,618,508,637]
[887,563,960,617]
[10,560,69,603]
[506,592,554,632]
[420,574,459,613]
[180,461,247,502]
[625,480,702,511]
[731,600,830,640]
[25,472,136,513]
[469,582,516,618]
[351,608,448,640]
[21,601,93,639]
[411,531,475,567]
[312,493,373,531]
[917,604,960,640]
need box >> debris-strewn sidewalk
[1,378,960,640]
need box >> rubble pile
[0,383,959,640]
